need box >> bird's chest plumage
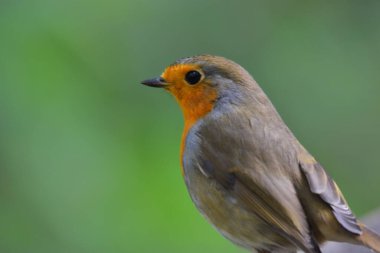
[183,162,265,250]
[182,124,278,251]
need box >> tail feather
[359,224,380,253]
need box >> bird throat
[170,84,217,175]
[162,64,218,174]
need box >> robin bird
[141,55,380,253]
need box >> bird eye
[185,70,202,85]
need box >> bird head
[141,55,263,128]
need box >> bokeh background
[1,1,380,253]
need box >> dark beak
[141,77,168,88]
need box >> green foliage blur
[1,1,380,252]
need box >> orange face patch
[162,64,217,128]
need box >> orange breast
[162,64,218,175]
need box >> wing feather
[299,159,362,235]
[198,158,318,253]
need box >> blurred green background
[1,1,380,252]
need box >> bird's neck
[178,96,216,176]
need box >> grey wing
[197,157,320,253]
[299,156,362,235]
[187,110,324,253]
